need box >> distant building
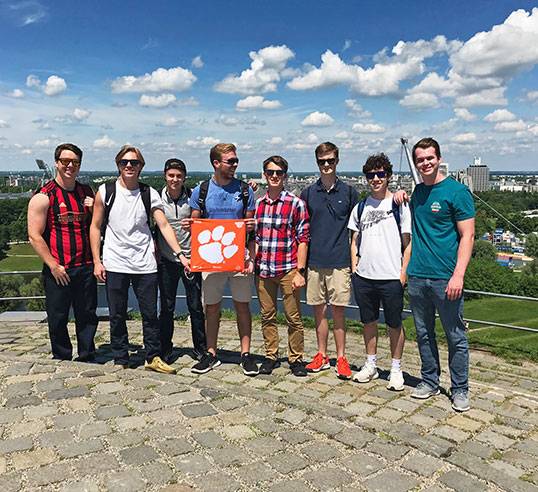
[456,169,473,190]
[466,157,489,192]
[438,162,449,178]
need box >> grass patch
[0,243,42,272]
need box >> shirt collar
[315,177,340,193]
[262,189,287,204]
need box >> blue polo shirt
[301,178,358,269]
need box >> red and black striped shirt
[38,180,94,269]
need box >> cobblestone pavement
[1,318,537,491]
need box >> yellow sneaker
[145,356,177,374]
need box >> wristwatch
[298,267,306,276]
[176,251,185,260]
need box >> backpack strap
[391,197,402,237]
[197,179,210,218]
[185,186,192,198]
[239,180,250,218]
[355,198,367,257]
[139,182,152,226]
[102,181,116,232]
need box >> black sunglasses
[317,158,337,166]
[266,169,285,176]
[220,158,239,165]
[118,159,142,167]
[366,171,387,180]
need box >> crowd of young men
[28,137,474,412]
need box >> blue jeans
[408,276,469,395]
[106,271,160,364]
[158,258,206,357]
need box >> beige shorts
[202,271,252,305]
[306,267,352,306]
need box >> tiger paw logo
[197,225,239,264]
[431,201,441,213]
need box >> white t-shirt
[347,196,411,280]
[100,182,163,274]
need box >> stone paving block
[158,437,195,456]
[2,472,22,492]
[76,453,121,476]
[58,438,103,458]
[78,422,112,439]
[4,382,33,398]
[66,397,91,412]
[208,444,253,467]
[253,418,283,434]
[307,417,344,436]
[195,472,241,492]
[0,408,23,424]
[35,379,64,392]
[10,419,46,437]
[119,444,160,465]
[475,428,516,449]
[503,449,538,469]
[93,393,123,406]
[187,415,219,430]
[269,479,312,492]
[367,438,410,460]
[375,407,405,422]
[466,408,495,423]
[26,462,73,486]
[115,415,147,432]
[431,424,470,443]
[150,423,189,439]
[0,455,5,473]
[46,387,90,400]
[212,397,245,412]
[160,391,203,406]
[401,452,444,477]
[362,469,420,492]
[53,413,91,428]
[490,459,525,478]
[4,395,41,408]
[94,404,131,420]
[192,430,227,448]
[516,439,538,457]
[267,452,309,474]
[422,406,450,420]
[25,404,58,420]
[458,441,495,459]
[139,460,174,485]
[446,414,483,432]
[277,408,308,425]
[219,410,250,426]
[106,431,145,448]
[243,436,286,456]
[0,436,33,454]
[221,424,255,440]
[62,479,100,492]
[344,451,383,476]
[407,413,438,429]
[301,440,342,462]
[304,466,353,491]
[386,397,420,413]
[173,454,213,475]
[316,375,343,386]
[181,403,217,418]
[107,470,146,492]
[12,448,57,470]
[280,430,312,445]
[334,427,371,449]
[39,429,72,447]
[95,381,126,394]
[235,460,277,484]
[439,470,487,491]
[5,362,33,376]
[324,392,354,405]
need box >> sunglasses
[118,159,142,167]
[266,169,285,176]
[366,171,387,180]
[317,158,337,166]
[57,158,81,167]
[220,158,239,165]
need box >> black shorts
[351,274,404,328]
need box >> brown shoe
[114,364,128,369]
[145,356,177,375]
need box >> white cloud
[8,89,24,98]
[0,120,11,128]
[345,99,371,118]
[26,74,67,96]
[215,115,266,127]
[454,108,476,121]
[186,136,220,148]
[139,93,176,108]
[214,45,295,94]
[451,133,477,143]
[432,118,458,132]
[526,91,538,104]
[494,120,528,132]
[342,40,351,51]
[73,108,90,122]
[236,95,282,111]
[93,135,117,148]
[400,92,440,109]
[352,123,385,133]
[267,136,283,145]
[177,96,199,106]
[301,111,334,127]
[35,138,51,147]
[10,1,48,26]
[306,133,318,143]
[335,131,350,139]
[111,67,197,93]
[484,109,516,122]
[157,117,184,127]
[191,56,204,68]
[454,88,507,107]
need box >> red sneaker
[305,352,330,372]
[336,356,351,380]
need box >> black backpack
[197,179,250,218]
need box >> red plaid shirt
[255,190,309,278]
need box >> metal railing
[1,270,537,334]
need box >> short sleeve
[349,186,359,210]
[347,204,360,232]
[189,185,201,210]
[454,186,475,222]
[247,186,255,211]
[400,202,412,234]
[150,187,164,211]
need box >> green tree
[465,258,518,295]
[525,233,538,259]
[472,240,497,261]
[19,277,45,311]
[0,275,23,312]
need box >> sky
[1,0,538,173]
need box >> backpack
[197,179,250,218]
[355,196,402,256]
[101,181,152,244]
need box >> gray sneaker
[411,382,440,399]
[452,392,470,412]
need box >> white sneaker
[387,369,404,391]
[353,362,379,383]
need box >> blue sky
[1,1,538,172]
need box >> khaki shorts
[306,267,352,306]
[202,271,252,305]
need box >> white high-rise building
[466,157,489,192]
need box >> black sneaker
[259,357,281,375]
[191,352,221,374]
[240,352,259,376]
[290,361,307,377]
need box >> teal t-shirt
[407,177,475,280]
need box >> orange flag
[190,219,246,272]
